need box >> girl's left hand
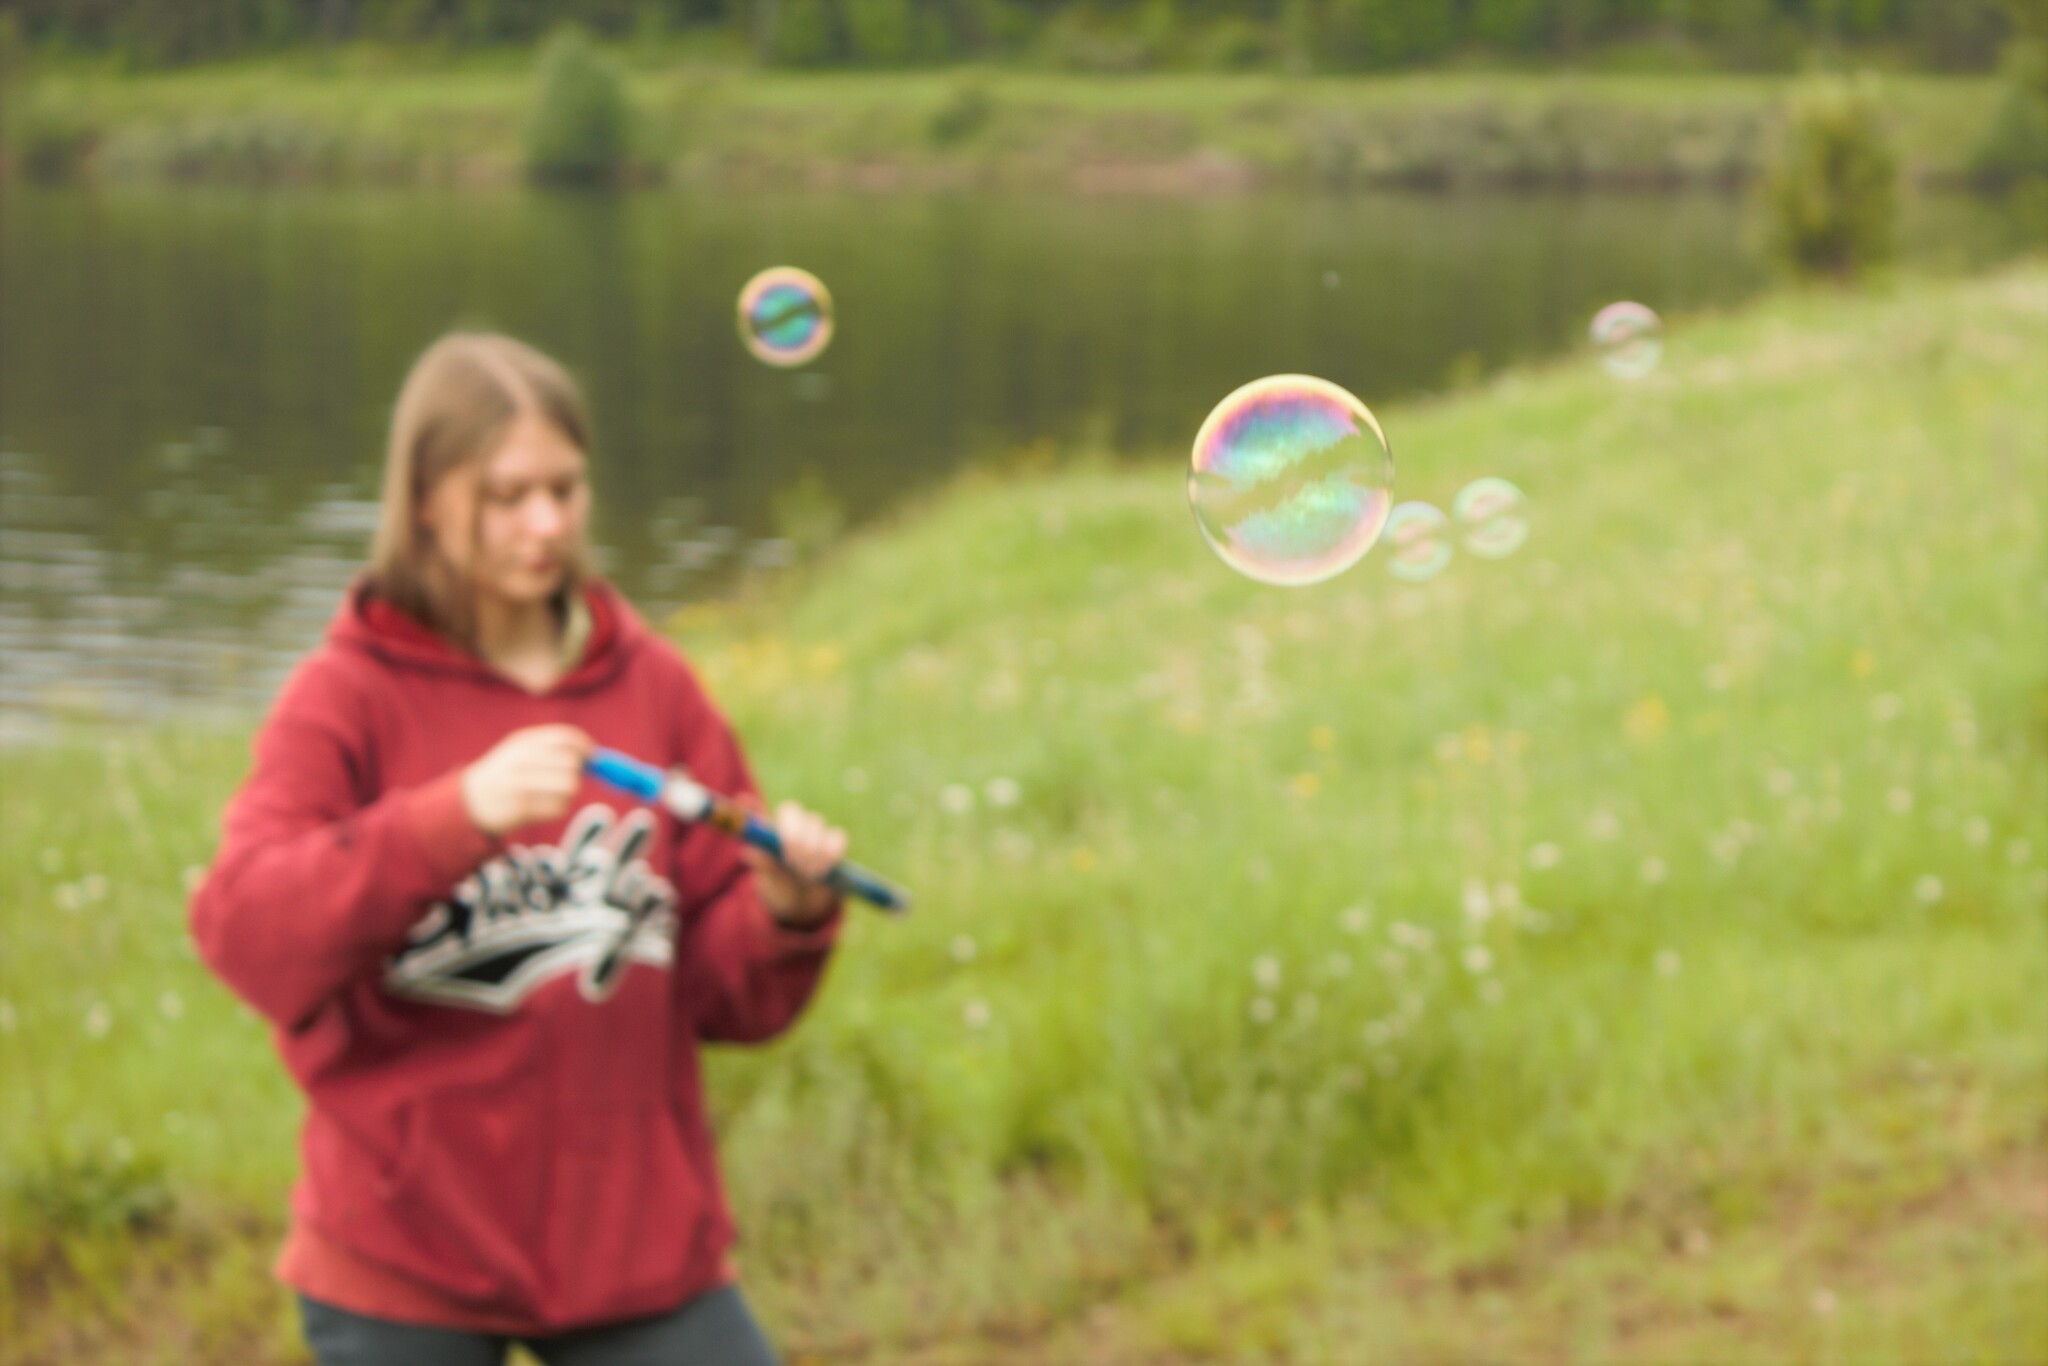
[743,799,848,929]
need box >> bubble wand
[585,748,912,913]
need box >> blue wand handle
[584,748,913,914]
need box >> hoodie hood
[329,575,639,696]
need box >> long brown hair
[367,332,596,652]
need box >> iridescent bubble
[737,267,834,368]
[1381,501,1452,583]
[1590,301,1663,380]
[1188,375,1393,587]
[1452,477,1529,559]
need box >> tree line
[6,0,2020,72]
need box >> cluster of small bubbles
[1452,477,1530,560]
[1590,301,1664,380]
[1381,502,1452,583]
[736,266,834,368]
[1188,374,1394,587]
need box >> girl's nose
[526,492,567,538]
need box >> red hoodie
[188,577,840,1334]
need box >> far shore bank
[7,61,2001,194]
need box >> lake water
[0,183,2028,735]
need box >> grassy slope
[2,263,2044,1363]
[14,55,1999,188]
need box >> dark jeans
[298,1286,780,1366]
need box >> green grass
[3,264,2046,1362]
[8,52,2003,190]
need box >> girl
[190,333,846,1365]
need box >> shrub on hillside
[1764,75,1898,281]
[1972,42,2048,186]
[524,26,632,186]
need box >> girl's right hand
[460,725,595,836]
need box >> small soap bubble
[1188,375,1393,587]
[1590,300,1663,380]
[1381,501,1452,583]
[736,266,834,368]
[1451,477,1530,560]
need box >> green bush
[765,0,842,68]
[1971,42,2048,185]
[928,80,996,145]
[1764,75,1899,281]
[17,102,99,183]
[845,0,918,65]
[524,26,632,186]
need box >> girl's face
[420,411,590,608]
